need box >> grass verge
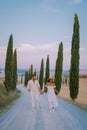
[0,83,21,113]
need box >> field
[59,78,87,111]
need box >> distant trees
[39,58,44,90]
[5,34,17,92]
[55,42,63,92]
[45,55,50,84]
[24,64,34,86]
[69,14,80,100]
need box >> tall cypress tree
[24,71,29,86]
[45,55,50,84]
[55,42,63,92]
[39,58,44,89]
[12,49,17,90]
[5,34,13,92]
[69,14,80,100]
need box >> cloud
[18,43,57,52]
[17,43,58,69]
[0,43,57,69]
[0,43,87,69]
[17,42,75,69]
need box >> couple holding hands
[27,74,58,112]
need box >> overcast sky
[0,0,87,70]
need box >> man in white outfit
[27,74,41,111]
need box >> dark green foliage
[39,58,44,89]
[12,49,17,90]
[24,65,34,86]
[55,42,63,92]
[45,55,50,84]
[29,64,33,79]
[5,34,13,92]
[24,71,29,86]
[69,14,80,100]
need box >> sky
[0,0,87,70]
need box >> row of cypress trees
[24,64,36,86]
[2,14,79,101]
[24,56,50,89]
[24,65,33,86]
[39,42,63,91]
[33,14,80,100]
[24,14,80,100]
[4,34,17,93]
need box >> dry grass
[0,83,21,113]
[58,78,87,111]
[0,77,4,84]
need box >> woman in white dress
[45,78,58,112]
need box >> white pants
[31,93,39,109]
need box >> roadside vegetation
[0,82,21,112]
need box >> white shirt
[27,80,40,94]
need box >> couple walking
[27,74,58,112]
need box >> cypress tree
[24,71,29,86]
[28,69,31,80]
[29,64,33,79]
[5,34,13,92]
[24,65,34,86]
[39,58,44,89]
[45,55,50,84]
[55,42,63,92]
[69,14,80,100]
[12,49,17,90]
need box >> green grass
[0,83,21,111]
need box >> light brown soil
[58,78,87,111]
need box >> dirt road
[0,85,87,130]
